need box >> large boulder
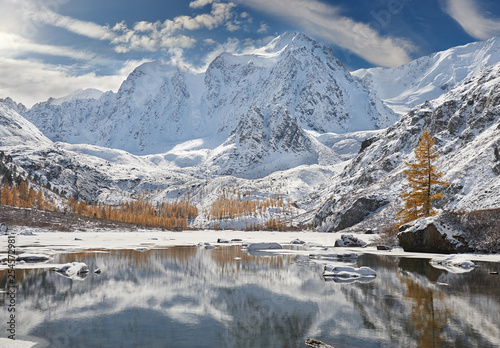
[334,234,367,248]
[398,216,471,254]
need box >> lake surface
[1,246,500,347]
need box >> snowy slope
[23,32,396,155]
[0,100,51,147]
[46,88,104,106]
[203,105,340,178]
[354,37,500,114]
[315,62,500,232]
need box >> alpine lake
[1,244,499,348]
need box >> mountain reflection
[0,248,499,347]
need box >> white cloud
[33,10,115,41]
[257,22,268,33]
[0,31,96,60]
[237,0,414,67]
[189,0,215,9]
[444,0,500,40]
[111,2,236,53]
[0,58,126,107]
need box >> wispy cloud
[237,0,414,67]
[0,31,96,60]
[189,0,215,9]
[0,58,126,107]
[33,9,116,41]
[444,0,500,40]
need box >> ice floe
[322,265,376,283]
[309,253,358,261]
[246,242,282,251]
[430,254,476,273]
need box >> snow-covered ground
[2,228,500,272]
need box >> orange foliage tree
[397,130,449,225]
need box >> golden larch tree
[397,129,450,225]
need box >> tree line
[0,152,197,229]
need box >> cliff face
[314,62,500,232]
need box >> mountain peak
[46,88,104,106]
[253,32,317,56]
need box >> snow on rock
[315,61,500,234]
[0,101,52,147]
[398,215,471,254]
[322,265,376,283]
[353,37,500,114]
[291,238,306,245]
[246,242,283,251]
[24,32,395,156]
[430,255,476,273]
[305,338,335,348]
[334,234,367,248]
[55,262,90,280]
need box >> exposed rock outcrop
[397,216,471,254]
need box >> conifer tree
[397,129,449,224]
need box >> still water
[1,246,500,348]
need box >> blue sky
[1,0,500,106]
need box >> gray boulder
[398,216,471,254]
[335,234,367,248]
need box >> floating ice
[309,253,358,261]
[55,262,90,280]
[322,265,376,283]
[430,255,475,273]
[247,242,282,251]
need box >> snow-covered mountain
[0,100,49,147]
[354,37,500,115]
[1,33,500,231]
[203,105,339,178]
[314,61,500,232]
[23,32,396,155]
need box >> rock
[291,238,306,244]
[397,216,472,253]
[198,242,215,249]
[0,223,7,234]
[94,268,102,274]
[231,238,243,242]
[55,262,90,280]
[334,234,367,248]
[377,245,391,251]
[217,238,229,243]
[314,196,389,232]
[364,229,377,234]
[305,338,335,348]
[247,242,282,251]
